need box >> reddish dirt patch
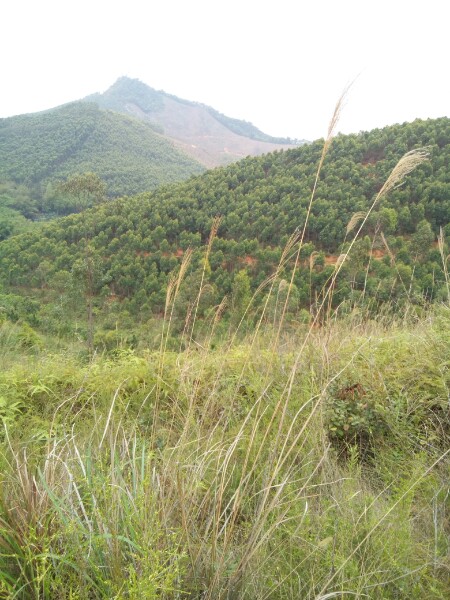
[241,255,257,266]
[324,255,338,265]
[371,249,385,259]
[322,249,385,265]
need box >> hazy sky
[1,0,448,140]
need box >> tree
[231,270,251,325]
[412,219,434,260]
[378,207,398,234]
[56,172,107,213]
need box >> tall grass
[0,307,449,598]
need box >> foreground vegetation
[0,305,449,598]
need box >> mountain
[83,77,302,167]
[1,116,449,339]
[0,102,204,205]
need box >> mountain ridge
[82,76,304,167]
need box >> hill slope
[83,77,302,167]
[0,117,449,335]
[0,102,204,202]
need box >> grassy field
[0,304,449,598]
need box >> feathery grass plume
[164,275,177,321]
[160,248,193,353]
[174,247,194,300]
[380,231,395,265]
[213,296,228,327]
[352,148,429,252]
[377,147,430,199]
[246,227,303,328]
[334,253,347,269]
[346,210,366,236]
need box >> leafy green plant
[325,379,386,456]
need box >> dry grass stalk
[188,216,222,348]
[309,250,320,271]
[153,248,193,444]
[380,231,395,264]
[274,84,352,347]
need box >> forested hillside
[0,102,204,209]
[0,116,449,342]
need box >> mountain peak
[83,77,302,167]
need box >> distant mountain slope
[0,102,204,199]
[83,77,302,167]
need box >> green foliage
[0,102,204,212]
[0,293,40,325]
[231,269,252,323]
[325,380,386,452]
[54,171,107,212]
[15,322,43,349]
[0,180,38,219]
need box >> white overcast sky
[1,0,448,141]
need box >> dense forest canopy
[0,116,449,342]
